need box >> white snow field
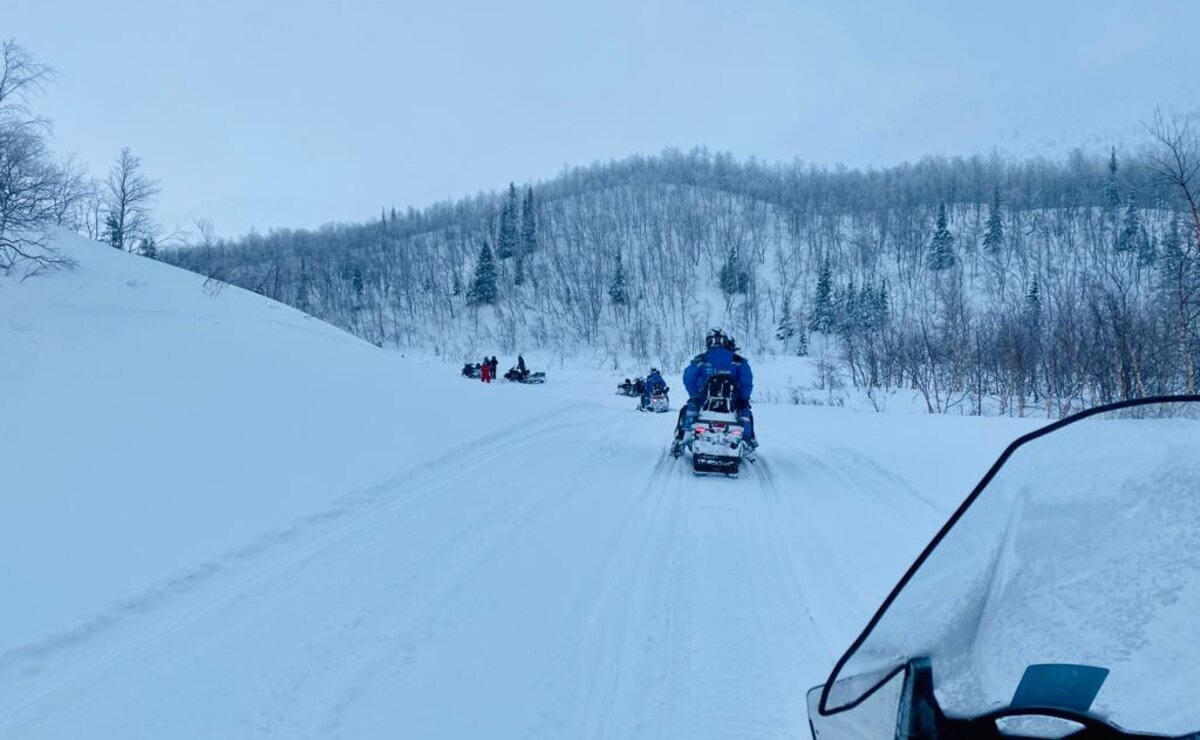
[1,234,1037,740]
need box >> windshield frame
[816,394,1200,718]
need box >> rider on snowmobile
[640,368,669,409]
[672,329,756,450]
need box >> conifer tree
[608,251,628,305]
[809,257,835,333]
[467,239,498,305]
[719,245,750,296]
[1024,276,1042,333]
[496,183,519,260]
[982,187,1004,256]
[1138,227,1157,267]
[520,187,538,255]
[1117,192,1141,252]
[776,294,796,344]
[928,203,957,271]
[1104,147,1121,212]
[795,329,809,357]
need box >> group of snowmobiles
[618,329,758,477]
[460,360,545,384]
[616,372,671,414]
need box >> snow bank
[1,232,567,653]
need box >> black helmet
[649,367,659,375]
[705,329,727,349]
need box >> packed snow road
[0,388,1022,740]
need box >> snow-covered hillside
[2,234,1035,739]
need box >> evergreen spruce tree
[776,294,796,344]
[514,253,526,286]
[1104,147,1121,211]
[520,187,538,255]
[1024,276,1042,331]
[1117,192,1141,252]
[795,329,809,357]
[875,279,891,328]
[496,183,519,260]
[139,236,157,259]
[719,245,749,296]
[809,257,835,333]
[928,203,957,271]
[982,187,1004,256]
[1138,227,1157,267]
[467,239,498,305]
[608,251,628,305]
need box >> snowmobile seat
[699,372,738,414]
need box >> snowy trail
[1,396,960,740]
[0,234,1039,739]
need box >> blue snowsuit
[641,371,668,408]
[678,347,755,440]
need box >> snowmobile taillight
[693,424,707,434]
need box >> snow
[2,233,1037,739]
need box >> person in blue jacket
[640,368,669,409]
[672,329,756,451]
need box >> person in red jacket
[480,358,492,383]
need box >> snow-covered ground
[1,234,1037,739]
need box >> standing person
[490,356,499,379]
[671,329,755,453]
[517,354,527,380]
[480,357,492,384]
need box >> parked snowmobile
[504,366,546,384]
[617,378,645,397]
[807,396,1200,740]
[461,362,482,379]
[672,373,749,475]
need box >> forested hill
[161,132,1200,416]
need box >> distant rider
[641,368,668,409]
[480,357,492,384]
[672,329,756,453]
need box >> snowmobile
[461,362,482,379]
[672,373,750,475]
[807,396,1200,740]
[639,391,670,413]
[617,378,645,397]
[504,367,546,384]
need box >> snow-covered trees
[0,41,80,274]
[608,251,628,306]
[162,128,1200,412]
[808,257,835,333]
[927,203,957,271]
[496,183,519,260]
[103,148,159,253]
[982,187,1004,256]
[467,239,498,306]
[718,245,750,296]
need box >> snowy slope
[1,234,1035,739]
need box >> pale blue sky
[9,0,1199,238]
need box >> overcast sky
[9,0,1200,239]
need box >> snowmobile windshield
[816,397,1200,737]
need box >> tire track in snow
[0,406,595,726]
[305,423,635,737]
[552,449,689,740]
